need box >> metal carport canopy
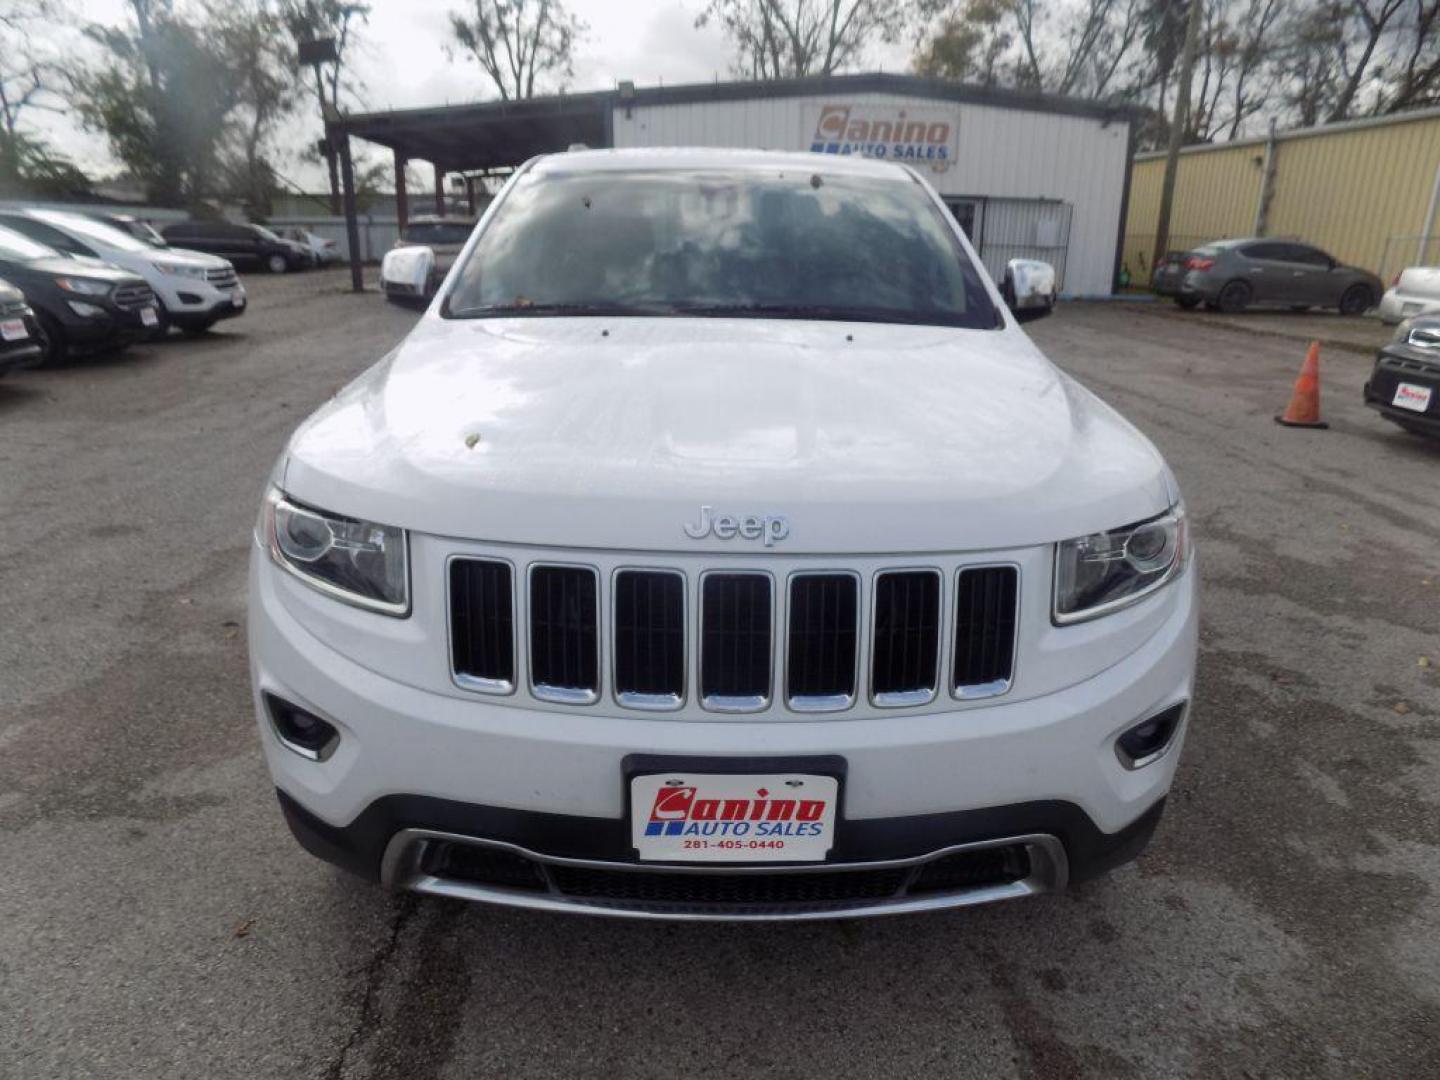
[338,91,611,173]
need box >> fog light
[1116,703,1185,769]
[264,693,340,761]
[67,301,106,318]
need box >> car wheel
[1173,296,1201,310]
[1216,280,1252,313]
[267,253,289,274]
[32,310,65,364]
[1339,284,1373,316]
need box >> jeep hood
[282,317,1173,553]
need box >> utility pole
[298,38,341,215]
[1152,0,1205,270]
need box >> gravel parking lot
[2,268,1437,1080]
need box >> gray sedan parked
[1152,239,1382,315]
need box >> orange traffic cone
[1275,341,1329,429]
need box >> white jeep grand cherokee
[249,149,1197,920]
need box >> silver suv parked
[1152,239,1382,315]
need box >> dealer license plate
[1393,382,1433,412]
[631,772,839,863]
[140,306,159,327]
[235,293,245,308]
[0,318,27,342]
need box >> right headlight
[262,488,410,616]
[1053,503,1188,624]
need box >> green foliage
[0,130,90,197]
[71,0,299,211]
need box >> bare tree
[448,0,584,100]
[1384,0,1440,110]
[0,0,76,191]
[699,0,911,79]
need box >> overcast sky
[32,0,913,189]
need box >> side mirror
[1003,259,1057,323]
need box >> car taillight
[1185,256,1215,271]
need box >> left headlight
[55,277,111,296]
[263,488,409,616]
[1053,503,1188,624]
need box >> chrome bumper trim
[380,828,1068,922]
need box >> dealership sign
[807,103,958,172]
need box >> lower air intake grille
[700,573,772,709]
[449,559,515,691]
[548,865,908,906]
[786,574,858,708]
[529,566,599,702]
[871,570,941,704]
[953,566,1018,695]
[613,570,685,707]
[410,838,1042,916]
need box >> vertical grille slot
[953,566,1018,697]
[786,574,858,711]
[613,570,685,709]
[871,570,941,706]
[529,566,600,704]
[449,559,515,693]
[700,573,773,711]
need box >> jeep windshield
[443,167,1000,329]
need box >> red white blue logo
[643,785,829,838]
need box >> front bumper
[1378,288,1440,325]
[1364,347,1440,433]
[249,540,1198,918]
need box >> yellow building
[1123,106,1440,284]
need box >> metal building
[1123,106,1440,283]
[334,74,1136,297]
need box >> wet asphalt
[1,271,1436,1079]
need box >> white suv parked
[249,149,1197,921]
[0,208,245,334]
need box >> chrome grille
[871,570,942,706]
[786,573,858,711]
[448,555,1020,714]
[613,570,685,709]
[529,566,600,703]
[700,573,773,711]
[449,559,515,693]
[205,266,239,286]
[111,283,156,311]
[953,566,1019,697]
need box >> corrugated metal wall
[613,92,1130,296]
[1123,109,1440,281]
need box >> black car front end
[1364,320,1440,436]
[0,280,43,375]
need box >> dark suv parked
[0,225,158,362]
[161,221,311,273]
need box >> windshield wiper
[446,301,677,319]
[669,302,964,326]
